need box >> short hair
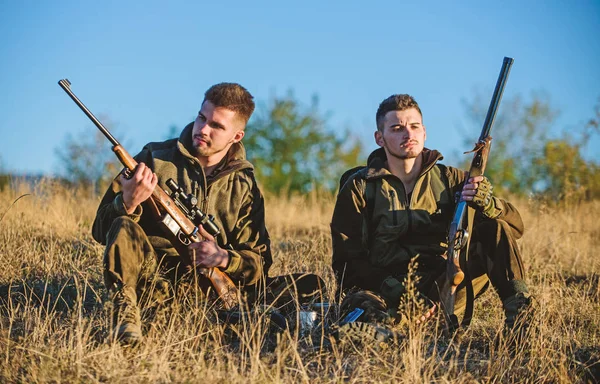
[203,83,255,124]
[375,94,422,131]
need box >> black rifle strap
[459,206,477,328]
[460,270,475,328]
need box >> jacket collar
[365,147,443,180]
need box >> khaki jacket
[92,123,272,285]
[331,147,524,293]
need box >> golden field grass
[0,179,599,383]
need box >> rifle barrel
[58,79,120,147]
[479,57,514,141]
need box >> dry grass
[0,179,599,383]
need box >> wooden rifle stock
[440,57,514,332]
[58,79,238,309]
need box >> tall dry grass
[0,179,598,383]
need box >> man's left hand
[188,225,230,269]
[461,175,498,218]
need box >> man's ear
[374,130,384,147]
[423,125,427,142]
[232,130,245,143]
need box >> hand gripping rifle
[439,57,514,333]
[58,79,238,309]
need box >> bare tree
[55,115,123,195]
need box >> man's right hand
[416,303,437,325]
[119,163,158,214]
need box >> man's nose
[407,128,419,139]
[197,121,210,134]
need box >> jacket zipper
[406,189,412,233]
[390,190,398,225]
[200,168,209,213]
[191,162,209,214]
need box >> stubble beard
[193,143,211,157]
[192,137,233,159]
[384,139,422,160]
[193,144,225,158]
[193,134,216,157]
[388,150,420,160]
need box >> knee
[494,219,519,242]
[474,218,512,241]
[110,216,140,230]
[111,215,136,227]
[106,216,145,244]
[495,218,512,232]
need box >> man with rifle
[331,92,532,337]
[84,82,322,345]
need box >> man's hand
[120,163,158,214]
[416,304,437,325]
[461,175,498,218]
[188,225,230,269]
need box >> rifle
[439,57,514,333]
[58,79,238,309]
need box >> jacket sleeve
[483,197,525,239]
[331,176,391,293]
[91,150,149,245]
[446,166,525,239]
[91,179,143,245]
[222,177,272,286]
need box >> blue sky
[1,0,598,176]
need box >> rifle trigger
[121,167,133,179]
[177,230,191,245]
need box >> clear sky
[1,0,598,176]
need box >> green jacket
[331,147,524,294]
[92,123,272,285]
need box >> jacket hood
[365,147,444,179]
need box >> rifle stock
[58,79,238,309]
[440,57,514,333]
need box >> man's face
[375,108,426,160]
[191,100,245,159]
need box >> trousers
[103,216,326,310]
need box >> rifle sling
[147,195,163,219]
[458,206,477,329]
